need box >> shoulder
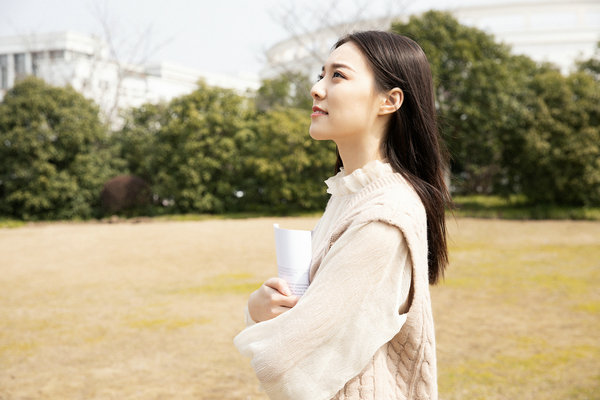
[342,219,407,245]
[331,173,427,246]
[352,173,426,228]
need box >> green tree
[509,67,600,205]
[0,77,121,220]
[115,102,166,183]
[392,11,600,205]
[118,82,254,213]
[117,77,334,215]
[392,11,519,194]
[234,107,336,212]
[576,41,600,80]
[256,72,313,112]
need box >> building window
[14,53,26,80]
[0,55,7,89]
[32,52,44,77]
[49,50,64,60]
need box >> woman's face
[309,42,383,143]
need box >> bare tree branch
[86,0,175,126]
[265,0,410,78]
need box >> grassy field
[1,217,599,399]
[452,195,600,220]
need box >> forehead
[325,41,368,70]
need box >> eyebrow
[321,62,355,72]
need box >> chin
[309,126,330,141]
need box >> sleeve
[233,221,412,400]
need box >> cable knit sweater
[234,160,437,400]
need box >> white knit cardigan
[234,160,437,400]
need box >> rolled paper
[273,223,312,296]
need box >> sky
[1,0,482,78]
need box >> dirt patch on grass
[1,217,599,399]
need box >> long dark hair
[334,31,451,285]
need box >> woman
[234,31,450,400]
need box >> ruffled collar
[324,159,395,196]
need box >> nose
[310,79,325,100]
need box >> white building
[0,31,260,126]
[262,0,600,78]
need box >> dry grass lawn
[1,217,599,399]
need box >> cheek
[339,83,375,110]
[333,88,376,125]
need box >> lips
[312,106,328,116]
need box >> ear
[378,88,404,116]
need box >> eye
[332,71,344,79]
[316,74,324,82]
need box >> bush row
[0,77,336,220]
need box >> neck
[336,135,385,174]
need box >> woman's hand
[248,277,299,322]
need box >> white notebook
[273,223,312,296]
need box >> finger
[278,294,299,308]
[271,305,294,317]
[264,277,292,296]
[268,290,298,308]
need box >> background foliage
[1,12,599,220]
[393,11,600,204]
[116,80,334,215]
[0,77,122,220]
